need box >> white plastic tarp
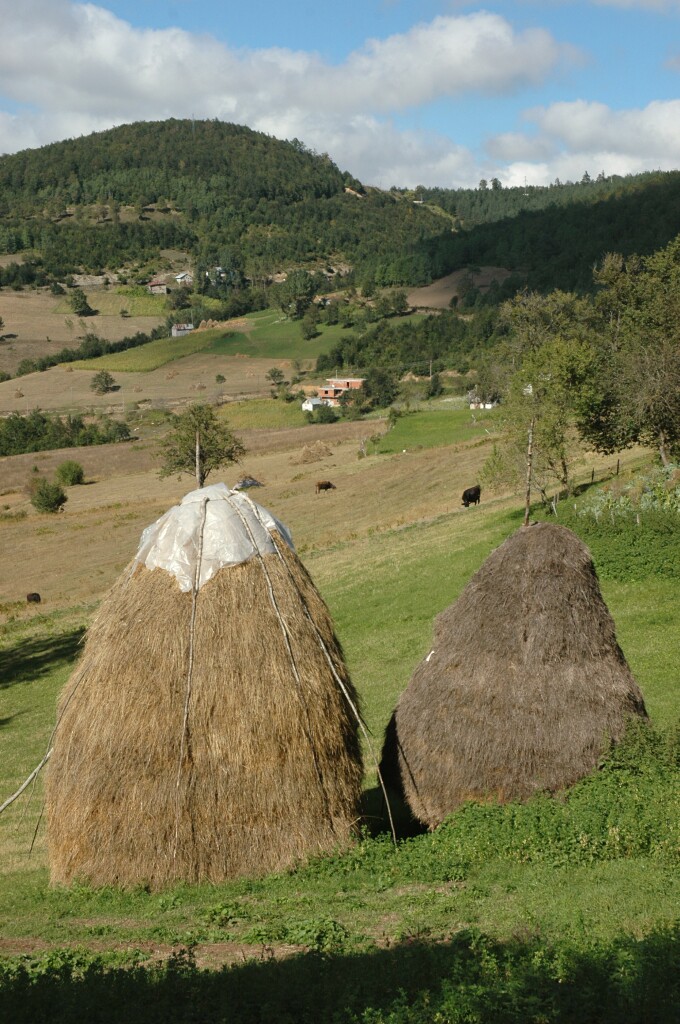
[133,482,294,592]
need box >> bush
[90,370,116,394]
[314,404,338,424]
[30,479,67,513]
[56,460,85,486]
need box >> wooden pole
[523,416,535,527]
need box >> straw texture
[46,537,362,887]
[380,523,647,828]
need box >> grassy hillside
[0,404,678,1022]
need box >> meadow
[0,400,678,1022]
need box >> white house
[172,323,194,338]
[301,397,332,413]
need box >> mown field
[0,401,679,1023]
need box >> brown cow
[26,592,41,604]
[315,480,336,494]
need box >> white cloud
[0,2,678,189]
[0,0,576,184]
[487,99,680,186]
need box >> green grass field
[55,287,167,318]
[64,308,427,372]
[218,397,309,430]
[69,329,220,371]
[1,418,679,1021]
[374,403,500,454]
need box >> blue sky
[2,0,680,187]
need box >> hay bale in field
[380,522,647,829]
[46,483,363,888]
[293,440,334,465]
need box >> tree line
[0,411,130,456]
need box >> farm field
[0,399,678,1022]
[0,287,165,377]
[0,302,385,417]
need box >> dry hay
[293,440,334,465]
[46,521,362,888]
[380,522,647,828]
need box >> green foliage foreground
[1,922,678,1024]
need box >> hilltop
[2,119,680,298]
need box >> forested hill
[415,171,680,293]
[1,118,680,295]
[0,119,449,286]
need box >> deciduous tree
[482,291,594,523]
[158,403,245,489]
[578,241,680,465]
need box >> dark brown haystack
[46,487,363,888]
[380,522,647,828]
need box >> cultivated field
[0,288,165,377]
[407,266,514,309]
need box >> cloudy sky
[2,0,680,188]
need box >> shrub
[30,479,67,513]
[90,370,116,394]
[56,460,85,486]
[314,404,338,424]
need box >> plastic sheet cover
[133,483,294,592]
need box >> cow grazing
[462,485,481,508]
[316,480,336,494]
[26,592,41,604]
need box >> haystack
[380,522,647,828]
[46,483,363,888]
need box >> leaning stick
[0,749,52,816]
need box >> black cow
[462,485,481,507]
[315,480,336,494]
[26,592,41,604]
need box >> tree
[578,241,680,465]
[90,369,116,394]
[273,270,316,319]
[69,287,95,317]
[56,460,85,485]
[361,367,399,409]
[300,305,320,340]
[482,291,595,523]
[390,289,409,316]
[158,404,245,489]
[425,372,443,399]
[30,478,67,513]
[314,403,338,424]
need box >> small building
[172,323,194,338]
[147,279,168,295]
[301,397,331,413]
[175,272,193,287]
[317,377,365,407]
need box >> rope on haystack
[173,495,208,861]
[223,491,338,838]
[242,492,398,846]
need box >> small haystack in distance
[380,522,647,829]
[46,483,363,888]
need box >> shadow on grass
[0,710,28,729]
[1,925,678,1024]
[0,628,85,690]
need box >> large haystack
[380,522,647,828]
[46,484,363,888]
